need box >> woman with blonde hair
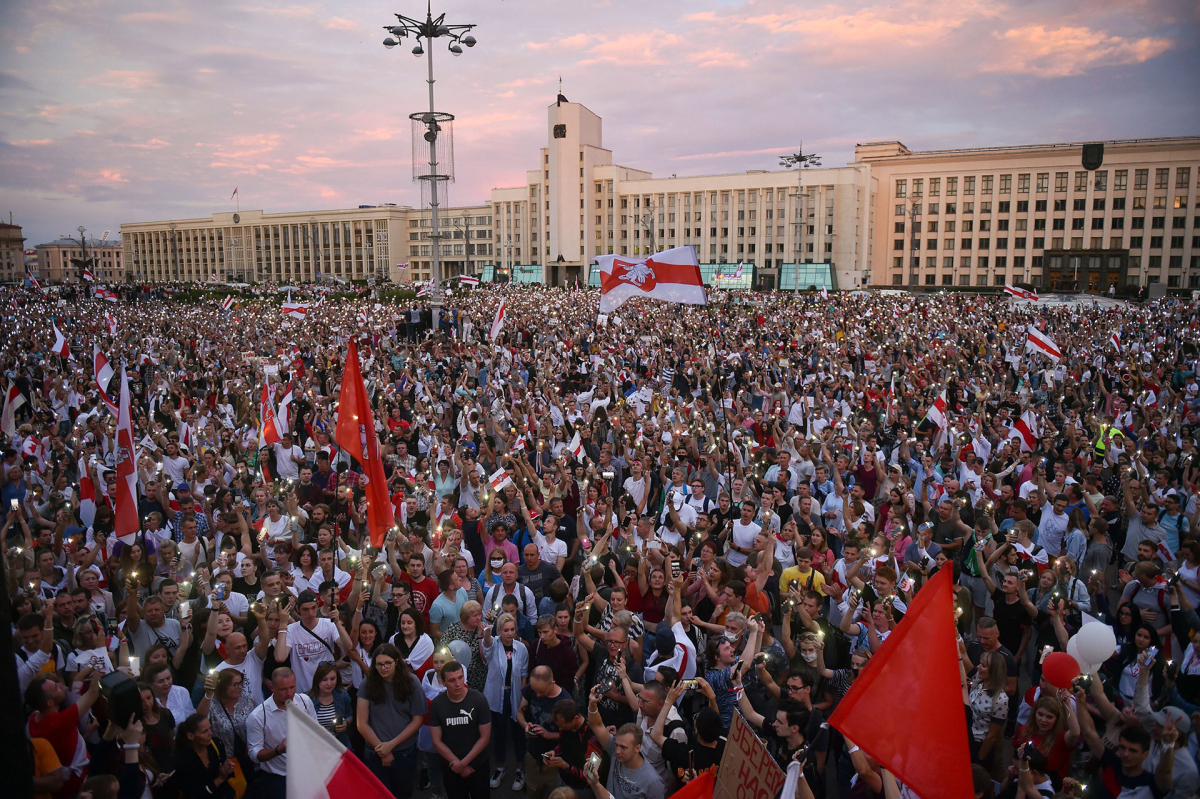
[481,611,529,791]
[966,651,1008,774]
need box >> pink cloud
[9,138,53,146]
[83,70,159,90]
[322,17,360,32]
[982,25,1173,76]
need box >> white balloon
[1075,621,1117,666]
[1066,635,1092,672]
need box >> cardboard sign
[713,714,786,799]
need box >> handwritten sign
[713,714,786,799]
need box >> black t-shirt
[429,688,492,767]
[520,683,566,756]
[989,588,1032,654]
[662,736,724,781]
[965,640,1017,687]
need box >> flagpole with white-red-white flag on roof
[593,245,706,314]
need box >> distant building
[35,238,123,284]
[0,223,25,284]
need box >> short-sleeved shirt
[779,565,826,597]
[429,688,492,768]
[990,589,1034,654]
[429,588,469,633]
[364,674,428,753]
[286,618,340,692]
[127,617,182,660]
[1097,748,1166,798]
[518,560,561,603]
[520,683,566,757]
[604,734,666,799]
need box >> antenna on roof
[556,75,567,106]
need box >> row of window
[894,196,1194,218]
[896,233,1200,252]
[895,167,1196,198]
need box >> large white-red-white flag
[113,367,139,544]
[77,455,97,528]
[489,299,506,342]
[93,345,119,416]
[282,292,308,320]
[567,431,584,460]
[459,275,480,286]
[594,246,706,313]
[1025,325,1063,362]
[1004,285,1039,301]
[51,322,70,358]
[926,389,949,430]
[1110,331,1121,351]
[95,287,118,303]
[259,380,282,446]
[105,313,117,336]
[286,703,392,799]
[1008,409,1038,452]
[82,267,95,282]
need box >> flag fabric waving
[828,567,973,798]
[459,275,480,286]
[416,281,431,297]
[51,323,70,358]
[113,368,140,545]
[358,309,368,326]
[1025,325,1063,362]
[259,382,282,447]
[489,467,514,493]
[1,381,26,436]
[1004,285,1039,301]
[567,431,584,460]
[93,345,119,417]
[489,299,506,342]
[95,287,118,302]
[1110,331,1121,351]
[595,246,706,313]
[230,187,238,199]
[82,267,95,282]
[926,388,948,430]
[335,340,395,548]
[286,703,392,799]
[221,295,234,311]
[27,267,42,291]
[282,293,308,320]
[105,313,117,336]
[1009,409,1038,452]
[77,455,97,529]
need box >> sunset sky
[2,0,1197,247]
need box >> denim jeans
[363,744,418,799]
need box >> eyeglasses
[375,659,396,668]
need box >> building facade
[490,97,874,290]
[34,238,123,284]
[0,223,25,284]
[857,137,1200,290]
[120,204,494,285]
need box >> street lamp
[382,3,477,332]
[780,146,821,275]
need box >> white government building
[118,96,1200,293]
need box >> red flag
[668,769,715,799]
[828,567,972,799]
[287,703,392,799]
[335,340,394,547]
[113,368,140,544]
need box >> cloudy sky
[2,0,1197,247]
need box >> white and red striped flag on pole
[395,262,409,270]
[51,322,70,358]
[286,703,392,799]
[1025,325,1063,362]
[926,388,949,430]
[1,381,25,436]
[1004,285,1039,301]
[282,292,308,320]
[113,367,139,545]
[459,275,480,286]
[594,246,706,314]
[489,299,506,342]
[489,467,514,493]
[230,187,238,199]
[82,267,95,282]
[1008,409,1038,452]
[259,381,282,446]
[77,455,97,528]
[359,309,368,326]
[93,345,119,416]
[416,281,431,297]
[221,295,234,311]
[1110,331,1121,351]
[567,431,584,460]
[96,287,118,302]
[105,313,117,336]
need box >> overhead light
[462,35,476,47]
[412,44,424,57]
[383,37,396,48]
[449,43,463,56]
[390,26,406,36]
[435,24,450,36]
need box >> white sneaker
[512,769,525,791]
[489,767,505,789]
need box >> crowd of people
[5,280,1200,799]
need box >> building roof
[857,135,1200,162]
[36,238,121,248]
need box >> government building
[117,96,1200,292]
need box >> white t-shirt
[66,646,114,681]
[622,474,648,508]
[286,618,340,692]
[162,454,190,485]
[206,589,249,619]
[216,649,266,705]
[727,520,762,566]
[534,532,568,568]
[273,443,304,479]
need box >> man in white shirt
[272,433,305,480]
[246,667,317,798]
[1037,494,1070,558]
[623,459,651,515]
[285,590,355,692]
[215,605,276,705]
[727,501,762,567]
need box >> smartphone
[585,752,603,782]
[646,541,662,551]
[671,560,682,580]
[9,498,18,511]
[1146,646,1160,661]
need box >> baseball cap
[1153,706,1192,734]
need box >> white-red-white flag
[259,380,282,446]
[395,262,409,270]
[821,286,829,300]
[358,309,368,326]
[282,298,308,320]
[489,299,506,342]
[93,345,119,416]
[77,455,97,528]
[595,246,706,313]
[1008,409,1038,452]
[221,295,234,311]
[51,322,70,358]
[567,431,584,460]
[489,467,513,493]
[1025,325,1063,362]
[105,313,117,336]
[286,703,392,799]
[459,275,480,286]
[1,381,25,436]
[1004,285,1039,301]
[926,389,948,430]
[82,267,95,282]
[95,287,118,302]
[113,367,139,544]
[1110,331,1121,351]
[416,281,431,297]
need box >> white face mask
[801,651,819,664]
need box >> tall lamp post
[780,146,821,283]
[382,3,476,331]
